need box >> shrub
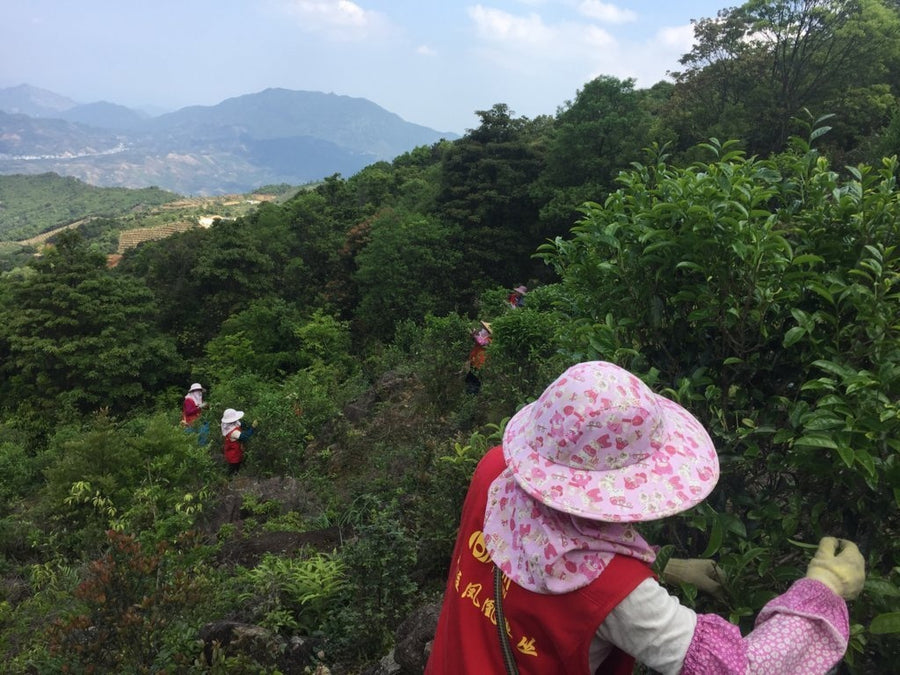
[539,137,900,670]
[235,551,347,635]
[37,413,220,554]
[0,439,40,508]
[0,560,81,671]
[391,313,473,412]
[325,494,419,665]
[39,413,144,554]
[480,305,567,411]
[46,530,215,673]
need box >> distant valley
[0,84,458,195]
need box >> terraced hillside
[116,221,198,253]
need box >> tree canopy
[668,0,900,159]
[0,231,181,426]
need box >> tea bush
[36,413,220,555]
[325,493,420,665]
[539,136,900,670]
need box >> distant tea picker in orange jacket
[465,321,492,395]
[427,361,865,675]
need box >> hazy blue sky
[2,1,728,134]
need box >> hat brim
[502,394,719,522]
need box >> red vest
[182,398,202,426]
[426,446,653,675]
[222,430,244,465]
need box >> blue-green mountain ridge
[0,84,458,195]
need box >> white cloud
[467,5,615,63]
[657,23,695,51]
[281,0,392,41]
[461,2,704,118]
[599,23,699,86]
[416,44,437,56]
[468,5,556,45]
[576,1,636,24]
[582,24,616,49]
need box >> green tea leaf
[870,613,900,635]
[783,326,806,347]
[701,516,724,558]
[793,434,838,450]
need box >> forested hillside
[0,2,898,673]
[0,173,179,241]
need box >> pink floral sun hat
[501,361,719,522]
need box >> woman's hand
[662,558,726,599]
[805,537,865,600]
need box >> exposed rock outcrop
[199,477,345,567]
[218,527,344,567]
[360,602,441,675]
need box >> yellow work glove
[662,558,726,598]
[805,536,865,600]
[252,419,259,428]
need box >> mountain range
[0,84,457,195]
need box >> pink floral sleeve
[681,578,849,675]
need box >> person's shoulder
[476,445,507,474]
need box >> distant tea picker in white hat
[181,382,207,426]
[220,408,258,475]
[508,284,528,308]
[427,361,864,675]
